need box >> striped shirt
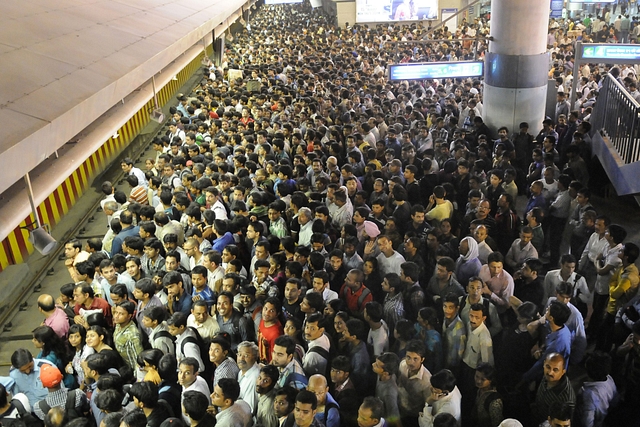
[383,292,405,333]
[534,375,576,424]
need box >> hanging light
[27,226,58,255]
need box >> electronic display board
[581,44,640,61]
[388,61,484,81]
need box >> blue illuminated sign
[582,44,640,61]
[550,0,563,18]
[388,61,484,81]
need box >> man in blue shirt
[191,265,215,311]
[525,180,547,218]
[110,211,140,257]
[165,271,193,315]
[520,301,572,385]
[8,349,52,407]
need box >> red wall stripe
[60,183,72,209]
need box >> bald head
[545,352,565,365]
[37,294,56,312]
[308,374,328,388]
[307,374,328,404]
[45,407,66,427]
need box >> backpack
[306,334,338,378]
[322,400,340,427]
[151,329,176,354]
[0,399,42,427]
[181,327,215,388]
[37,389,88,422]
[340,286,371,313]
[158,385,182,417]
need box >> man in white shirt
[588,224,626,337]
[578,216,610,294]
[203,251,226,293]
[236,341,261,413]
[418,369,462,427]
[309,271,338,303]
[372,235,406,277]
[543,254,590,308]
[178,358,211,424]
[187,301,220,343]
[302,313,332,377]
[505,227,539,272]
[120,157,148,188]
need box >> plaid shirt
[442,315,467,369]
[213,357,240,388]
[113,321,144,369]
[383,292,405,333]
[277,359,307,390]
[34,388,88,420]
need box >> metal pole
[570,41,582,110]
[24,173,42,229]
[152,75,159,110]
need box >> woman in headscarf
[455,236,482,288]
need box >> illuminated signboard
[388,61,484,81]
[356,0,439,23]
[581,44,640,61]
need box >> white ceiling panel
[103,12,177,38]
[8,68,113,122]
[87,38,169,79]
[0,109,49,153]
[64,1,145,24]
[0,3,54,20]
[0,49,78,106]
[0,0,249,196]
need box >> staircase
[590,73,640,198]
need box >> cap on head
[40,364,63,388]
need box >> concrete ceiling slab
[0,0,248,196]
[0,49,78,106]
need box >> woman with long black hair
[32,325,75,389]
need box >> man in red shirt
[73,282,112,327]
[339,269,373,319]
[258,297,283,364]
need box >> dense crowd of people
[2,3,640,427]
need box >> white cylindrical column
[483,0,550,135]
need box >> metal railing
[592,73,640,164]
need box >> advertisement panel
[356,0,438,23]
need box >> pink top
[45,307,70,338]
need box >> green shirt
[114,321,143,369]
